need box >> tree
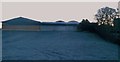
[95,7,117,26]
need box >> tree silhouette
[95,7,117,26]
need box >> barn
[40,21,79,31]
[2,17,79,31]
[2,17,41,31]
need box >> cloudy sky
[0,2,118,28]
[2,2,118,22]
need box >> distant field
[2,31,119,60]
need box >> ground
[2,31,119,60]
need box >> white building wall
[40,25,77,31]
[2,24,78,31]
[2,25,40,31]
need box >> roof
[2,17,41,25]
[2,17,79,26]
[67,21,79,24]
[40,22,79,26]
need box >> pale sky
[1,0,120,2]
[0,2,2,28]
[1,2,118,28]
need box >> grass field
[2,31,119,60]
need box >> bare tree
[95,7,117,26]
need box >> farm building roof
[2,17,79,26]
[2,17,41,26]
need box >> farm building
[40,21,79,31]
[2,17,41,31]
[2,17,79,31]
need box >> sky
[0,2,119,28]
[1,0,120,2]
[2,2,118,22]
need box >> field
[2,31,119,60]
